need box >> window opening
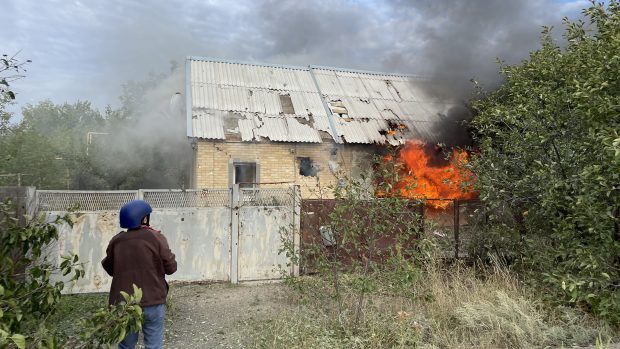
[298,157,317,177]
[234,162,257,188]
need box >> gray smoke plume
[382,0,583,97]
[377,0,586,146]
[251,0,585,146]
[89,69,191,189]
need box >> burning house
[185,57,472,199]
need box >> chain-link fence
[37,190,138,211]
[239,187,295,206]
[143,189,231,208]
[34,187,304,212]
[36,189,232,212]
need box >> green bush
[469,0,620,322]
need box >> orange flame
[386,140,477,209]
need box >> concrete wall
[193,141,376,198]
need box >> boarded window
[279,94,295,114]
[234,162,257,188]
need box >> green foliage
[469,1,620,322]
[72,285,143,348]
[0,53,30,152]
[0,201,143,348]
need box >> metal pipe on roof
[185,57,194,138]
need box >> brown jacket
[102,225,177,306]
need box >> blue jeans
[118,303,166,349]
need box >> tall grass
[249,258,617,349]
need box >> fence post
[137,189,144,200]
[292,185,301,277]
[454,199,460,259]
[230,184,240,283]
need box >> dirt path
[164,282,292,348]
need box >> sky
[1,0,592,116]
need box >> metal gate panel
[45,212,120,293]
[237,206,292,281]
[151,208,231,282]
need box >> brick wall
[193,141,377,198]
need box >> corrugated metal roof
[187,57,457,144]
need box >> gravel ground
[163,282,292,349]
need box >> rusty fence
[300,198,484,273]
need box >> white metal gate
[232,186,300,282]
[35,186,300,293]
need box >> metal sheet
[237,206,292,281]
[46,207,232,293]
[286,117,321,143]
[40,185,302,291]
[192,111,225,140]
[238,118,256,141]
[191,59,316,92]
[249,116,321,143]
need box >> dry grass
[419,261,614,348]
[249,259,618,349]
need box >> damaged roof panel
[238,118,256,141]
[246,116,322,143]
[312,115,334,137]
[335,119,387,144]
[192,111,225,140]
[256,117,288,142]
[286,118,322,143]
[361,78,397,100]
[194,82,326,118]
